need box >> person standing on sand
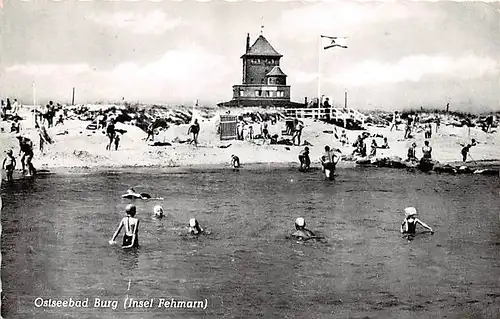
[106,118,116,150]
[424,123,432,139]
[2,150,16,182]
[114,134,121,151]
[485,114,494,133]
[146,122,155,142]
[109,204,140,249]
[390,111,398,131]
[460,139,476,162]
[292,119,304,146]
[404,115,412,139]
[340,130,349,146]
[16,135,36,176]
[188,119,200,147]
[435,116,441,132]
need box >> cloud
[4,45,233,103]
[89,10,186,35]
[276,2,419,41]
[326,55,499,87]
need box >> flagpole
[318,34,321,108]
[32,81,36,127]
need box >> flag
[321,35,348,49]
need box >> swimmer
[109,204,140,249]
[122,188,151,199]
[292,217,316,240]
[188,218,204,235]
[320,146,340,180]
[231,155,240,170]
[400,207,434,238]
[2,150,16,182]
[298,147,311,171]
[153,205,164,218]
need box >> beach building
[218,33,305,108]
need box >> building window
[239,90,244,97]
[277,91,284,97]
[255,90,261,97]
[267,78,272,85]
[250,78,254,83]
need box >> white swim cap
[404,207,417,217]
[153,205,163,216]
[189,218,197,227]
[295,217,305,227]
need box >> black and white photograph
[1,0,500,318]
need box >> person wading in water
[109,204,140,249]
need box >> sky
[1,0,500,111]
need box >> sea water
[2,167,500,319]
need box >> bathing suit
[402,218,417,234]
[122,217,139,247]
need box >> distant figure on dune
[188,218,204,235]
[188,119,200,147]
[2,150,16,182]
[460,139,476,162]
[298,147,311,171]
[231,154,240,170]
[400,207,433,239]
[110,204,140,249]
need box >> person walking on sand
[106,118,116,150]
[298,146,311,171]
[146,122,155,142]
[188,119,200,147]
[292,119,304,146]
[16,135,36,176]
[435,116,441,132]
[2,150,16,182]
[390,111,398,131]
[460,139,476,162]
[400,207,434,238]
[109,204,140,249]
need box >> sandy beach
[0,105,499,173]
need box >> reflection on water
[2,167,500,319]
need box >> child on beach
[231,155,240,170]
[2,150,16,182]
[425,123,432,139]
[400,207,434,238]
[460,139,476,162]
[298,147,311,171]
[109,204,140,249]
